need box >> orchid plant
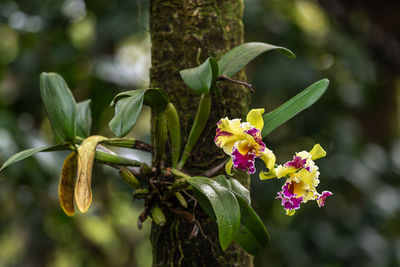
[0,42,331,255]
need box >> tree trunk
[149,0,252,266]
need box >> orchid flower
[274,144,332,216]
[214,108,275,174]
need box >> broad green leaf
[59,152,78,216]
[218,42,295,77]
[110,88,169,112]
[109,90,145,137]
[214,175,250,204]
[228,178,251,205]
[213,175,269,255]
[109,88,169,137]
[143,88,169,113]
[40,72,77,144]
[262,79,329,137]
[234,196,270,255]
[75,135,107,213]
[180,57,219,94]
[187,176,240,250]
[0,144,70,172]
[76,100,92,138]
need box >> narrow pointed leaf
[177,94,211,169]
[40,72,77,144]
[75,135,107,213]
[187,176,240,250]
[59,152,78,216]
[0,143,70,172]
[218,42,295,77]
[165,103,181,168]
[76,100,92,138]
[109,90,145,137]
[262,79,329,137]
[180,57,219,94]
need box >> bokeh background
[0,0,399,266]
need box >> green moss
[149,0,252,266]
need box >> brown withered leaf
[75,135,107,213]
[59,152,78,216]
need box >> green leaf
[218,42,295,77]
[0,144,70,172]
[76,100,92,138]
[262,79,329,137]
[214,175,250,204]
[213,175,269,255]
[234,196,270,255]
[187,176,240,250]
[180,57,219,94]
[109,88,169,137]
[40,72,77,144]
[109,90,145,137]
[143,88,169,113]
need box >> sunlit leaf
[75,135,107,213]
[76,100,92,138]
[59,152,78,216]
[109,90,145,137]
[187,176,240,250]
[40,72,77,144]
[180,57,219,94]
[262,79,329,137]
[0,144,70,172]
[109,88,169,137]
[218,42,295,77]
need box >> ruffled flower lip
[276,182,303,210]
[232,147,256,174]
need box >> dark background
[0,0,399,266]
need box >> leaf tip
[279,47,296,59]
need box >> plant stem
[218,75,254,93]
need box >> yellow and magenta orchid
[214,108,275,174]
[275,144,332,216]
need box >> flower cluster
[214,109,332,216]
[214,108,275,175]
[273,144,332,216]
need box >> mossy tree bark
[149,1,252,266]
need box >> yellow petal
[59,152,78,216]
[246,108,265,130]
[275,165,297,178]
[216,118,247,155]
[260,149,276,171]
[309,144,326,160]
[259,170,276,180]
[225,158,233,176]
[75,135,107,213]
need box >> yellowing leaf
[75,135,107,213]
[59,152,78,216]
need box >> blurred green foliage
[0,0,399,266]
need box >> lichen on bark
[149,0,252,266]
